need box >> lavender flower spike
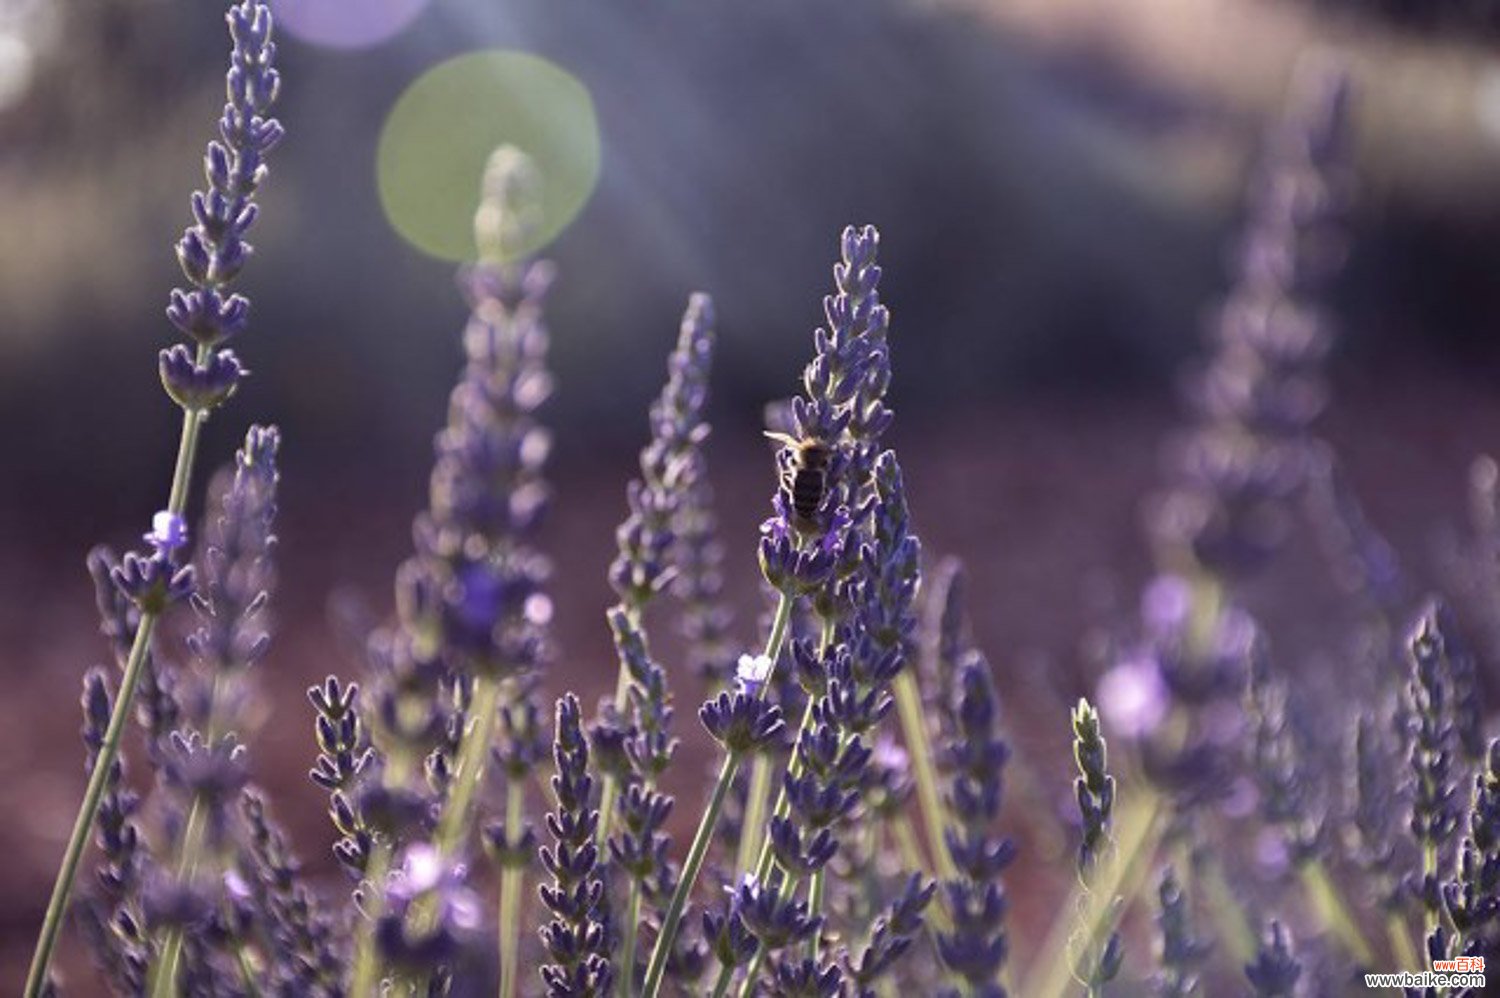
[935,655,1014,995]
[26,5,282,994]
[540,694,612,997]
[1245,921,1301,997]
[1407,606,1459,929]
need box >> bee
[764,430,835,532]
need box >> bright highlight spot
[1476,62,1500,148]
[0,32,34,111]
[377,51,601,263]
[269,0,428,50]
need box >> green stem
[151,672,232,997]
[498,780,525,998]
[1298,860,1375,966]
[234,940,262,998]
[736,751,775,875]
[1199,852,1257,967]
[734,597,802,874]
[620,879,643,997]
[641,590,795,998]
[710,963,735,998]
[745,614,837,884]
[893,669,956,881]
[736,945,767,997]
[25,612,160,998]
[402,673,505,948]
[26,386,209,998]
[807,869,826,962]
[436,674,503,855]
[1387,910,1419,971]
[350,842,394,998]
[641,753,740,998]
[349,752,409,998]
[1423,842,1440,937]
[595,663,633,851]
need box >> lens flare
[269,0,429,50]
[377,51,602,263]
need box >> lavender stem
[498,777,525,998]
[26,353,213,998]
[893,668,958,880]
[149,668,231,996]
[641,589,796,998]
[1298,860,1375,965]
[1027,791,1163,998]
[26,614,162,998]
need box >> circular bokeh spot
[377,51,601,263]
[269,0,429,50]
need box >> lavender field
[3,1,1500,996]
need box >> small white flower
[145,510,189,555]
[735,653,773,695]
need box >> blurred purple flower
[1097,655,1171,740]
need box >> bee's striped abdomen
[790,467,826,525]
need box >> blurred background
[3,0,1500,990]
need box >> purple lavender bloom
[700,691,787,757]
[240,790,344,993]
[1443,739,1500,945]
[161,731,250,847]
[1096,654,1171,740]
[1153,865,1211,997]
[734,871,822,953]
[1346,710,1411,916]
[1150,68,1351,579]
[1407,607,1460,915]
[539,694,612,996]
[759,225,893,602]
[375,843,489,981]
[111,544,195,616]
[844,873,935,992]
[159,0,283,412]
[610,293,716,609]
[1244,649,1324,866]
[76,670,151,994]
[935,656,1014,993]
[759,506,844,595]
[1071,699,1116,877]
[766,955,845,997]
[353,150,559,912]
[159,345,245,412]
[1244,921,1301,997]
[184,425,280,724]
[703,907,758,971]
[674,460,736,688]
